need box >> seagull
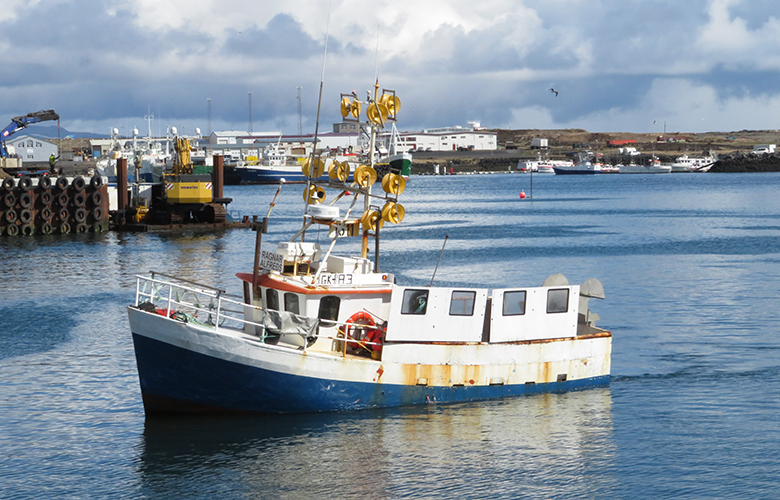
[549,88,558,97]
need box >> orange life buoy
[339,311,384,353]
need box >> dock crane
[0,110,60,157]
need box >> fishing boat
[518,154,555,174]
[234,138,361,184]
[619,158,671,174]
[127,84,613,415]
[553,158,601,175]
[670,153,715,173]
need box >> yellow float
[303,185,326,204]
[301,157,325,178]
[381,173,406,195]
[381,201,405,224]
[360,210,384,231]
[353,165,377,187]
[328,160,351,182]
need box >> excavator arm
[1,109,60,157]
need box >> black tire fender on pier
[74,208,87,223]
[71,176,85,192]
[56,176,68,191]
[40,191,53,206]
[39,175,52,190]
[90,175,103,190]
[41,222,53,235]
[3,192,16,208]
[93,207,103,220]
[1,177,14,190]
[57,193,69,206]
[75,223,88,233]
[19,192,32,209]
[58,208,69,221]
[6,224,18,236]
[5,209,18,223]
[18,176,32,192]
[73,192,86,208]
[19,208,32,224]
[91,192,102,206]
[20,224,34,236]
[41,207,53,221]
[59,222,71,234]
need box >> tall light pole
[248,92,253,134]
[207,98,212,136]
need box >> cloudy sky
[3,0,780,137]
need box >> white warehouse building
[333,121,497,152]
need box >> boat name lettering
[260,250,284,272]
[316,273,353,285]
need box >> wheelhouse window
[546,289,569,314]
[449,290,476,316]
[284,293,300,314]
[266,289,279,310]
[318,296,340,326]
[401,289,429,315]
[503,290,527,316]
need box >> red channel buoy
[519,191,526,199]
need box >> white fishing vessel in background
[127,82,612,415]
[619,157,672,174]
[670,153,716,172]
[553,153,601,175]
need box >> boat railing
[134,274,383,357]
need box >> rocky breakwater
[710,152,780,173]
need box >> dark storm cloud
[224,13,327,58]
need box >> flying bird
[549,88,558,97]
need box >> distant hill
[12,124,107,139]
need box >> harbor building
[5,135,58,163]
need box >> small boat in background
[554,153,601,175]
[670,153,716,172]
[619,157,671,174]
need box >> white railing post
[166,285,173,315]
[215,296,221,332]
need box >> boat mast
[301,0,332,241]
[362,79,382,260]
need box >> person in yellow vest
[49,153,59,175]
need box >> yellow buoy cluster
[301,87,407,237]
[340,96,361,120]
[338,91,400,124]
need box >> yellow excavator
[147,137,229,224]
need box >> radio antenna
[429,235,449,286]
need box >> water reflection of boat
[127,83,612,415]
[137,389,614,497]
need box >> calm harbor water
[2,172,780,498]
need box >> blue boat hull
[132,332,610,415]
[552,167,598,175]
